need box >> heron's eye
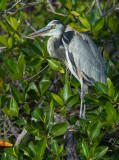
[53,24,56,27]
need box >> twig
[103,3,119,16]
[104,0,110,14]
[47,0,55,12]
[46,7,69,17]
[2,1,45,15]
[25,65,49,81]
[5,0,22,13]
[96,0,103,16]
[25,19,36,32]
[86,0,96,15]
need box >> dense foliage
[0,0,119,159]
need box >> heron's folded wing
[68,32,107,85]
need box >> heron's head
[28,20,65,38]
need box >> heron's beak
[28,26,53,38]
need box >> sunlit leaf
[32,108,44,122]
[52,93,64,105]
[82,141,90,159]
[39,76,50,94]
[7,97,19,117]
[36,137,47,158]
[94,146,108,160]
[51,122,68,137]
[0,0,6,12]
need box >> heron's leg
[80,78,85,118]
[82,85,88,118]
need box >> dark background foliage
[0,0,119,159]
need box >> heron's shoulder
[62,26,75,45]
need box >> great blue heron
[28,20,107,118]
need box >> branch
[103,3,119,16]
[64,127,78,160]
[25,19,36,32]
[96,0,103,16]
[46,7,69,17]
[86,0,96,15]
[5,0,22,13]
[104,0,110,14]
[14,128,28,146]
[47,0,55,12]
[2,1,45,15]
[24,65,49,81]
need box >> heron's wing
[63,27,107,85]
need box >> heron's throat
[47,36,65,61]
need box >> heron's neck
[47,36,62,58]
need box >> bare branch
[2,1,45,15]
[46,7,69,17]
[47,0,55,12]
[103,3,119,16]
[86,0,96,15]
[5,0,22,13]
[96,0,103,16]
[25,65,49,81]
[25,20,36,32]
[104,0,110,13]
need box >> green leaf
[51,140,60,154]
[46,100,54,129]
[10,17,18,30]
[4,59,18,73]
[32,108,44,122]
[47,58,60,70]
[69,22,89,32]
[105,101,117,123]
[62,71,72,102]
[0,35,8,47]
[108,16,119,33]
[70,78,80,88]
[90,121,102,140]
[34,38,44,55]
[60,0,72,10]
[0,0,6,12]
[71,11,80,16]
[36,137,47,158]
[8,37,13,48]
[94,146,108,160]
[11,86,22,102]
[0,22,8,33]
[95,81,108,95]
[107,78,115,99]
[23,103,30,114]
[9,73,23,80]
[79,16,91,29]
[93,18,104,31]
[51,122,68,137]
[82,141,90,159]
[67,94,79,105]
[28,141,36,157]
[114,83,119,102]
[18,53,26,76]
[39,76,50,94]
[85,93,100,107]
[90,8,100,26]
[7,97,19,117]
[51,93,64,105]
